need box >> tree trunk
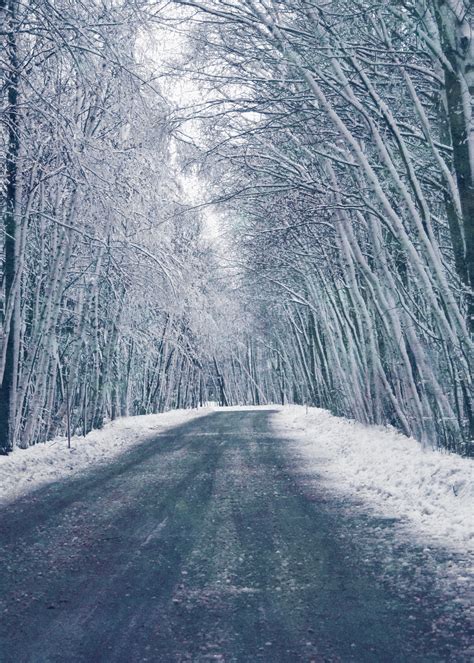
[433,0,474,321]
[0,0,20,454]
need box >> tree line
[164,0,473,454]
[0,0,239,454]
[2,0,473,456]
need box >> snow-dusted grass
[0,408,207,505]
[273,405,473,552]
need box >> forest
[1,0,473,456]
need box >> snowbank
[2,404,472,555]
[273,406,474,552]
[0,409,206,505]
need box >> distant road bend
[0,411,471,662]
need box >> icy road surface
[0,410,472,661]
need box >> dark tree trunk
[0,0,19,454]
[433,1,474,326]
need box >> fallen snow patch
[273,406,474,553]
[215,404,281,411]
[0,409,207,505]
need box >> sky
[137,19,227,245]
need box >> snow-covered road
[3,406,472,555]
[0,409,472,661]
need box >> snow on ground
[0,408,207,505]
[272,405,473,553]
[2,403,472,557]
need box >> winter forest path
[0,411,471,662]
